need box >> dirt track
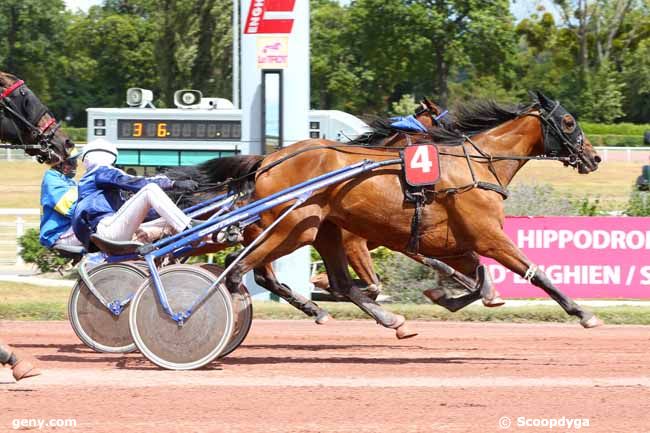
[1,320,649,433]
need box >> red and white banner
[484,217,650,298]
[244,0,296,34]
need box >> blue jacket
[40,169,78,247]
[72,166,174,247]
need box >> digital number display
[117,119,241,141]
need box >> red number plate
[403,144,440,186]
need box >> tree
[59,6,158,124]
[407,0,517,106]
[0,0,68,105]
[579,61,625,122]
[311,0,361,110]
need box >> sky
[65,0,559,21]
[64,0,102,12]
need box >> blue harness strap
[389,115,428,133]
[390,109,449,132]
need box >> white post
[15,216,25,266]
[602,148,608,163]
[232,0,240,108]
[626,148,631,162]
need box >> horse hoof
[395,324,418,339]
[12,360,40,381]
[315,311,331,325]
[423,288,444,303]
[580,315,604,328]
[482,296,505,308]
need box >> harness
[0,79,62,163]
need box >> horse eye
[562,115,576,133]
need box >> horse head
[0,72,74,165]
[416,97,450,129]
[532,91,601,174]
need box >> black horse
[0,71,74,165]
[0,71,77,381]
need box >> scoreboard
[87,106,370,174]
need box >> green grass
[0,282,70,320]
[1,281,649,324]
[582,121,650,136]
[513,160,643,211]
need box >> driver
[39,149,83,249]
[72,139,200,249]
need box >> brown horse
[181,98,447,324]
[0,71,74,165]
[212,92,603,336]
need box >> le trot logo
[244,0,296,34]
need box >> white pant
[54,226,83,247]
[96,183,190,242]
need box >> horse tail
[199,154,265,195]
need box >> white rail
[594,146,650,163]
[0,209,39,266]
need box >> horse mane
[349,99,537,147]
[349,115,436,146]
[0,72,19,87]
[428,99,536,145]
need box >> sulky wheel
[200,264,253,358]
[68,263,147,353]
[129,264,234,370]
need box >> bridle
[0,79,65,164]
[533,100,586,167]
[414,99,449,128]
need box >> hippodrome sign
[484,217,650,298]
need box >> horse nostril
[594,155,602,164]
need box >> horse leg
[317,221,417,339]
[0,342,39,381]
[225,249,330,324]
[408,252,504,312]
[223,206,326,316]
[253,264,331,324]
[342,233,382,299]
[476,233,602,328]
[313,228,382,299]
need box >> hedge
[587,134,644,147]
[581,122,650,136]
[60,126,87,143]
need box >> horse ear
[422,96,442,115]
[536,91,554,109]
